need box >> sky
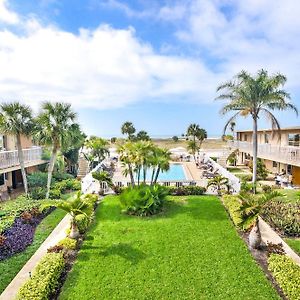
[0,0,299,137]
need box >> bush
[262,200,300,237]
[240,181,253,193]
[120,184,168,216]
[29,187,47,200]
[74,214,90,233]
[52,172,74,182]
[222,195,244,228]
[58,237,77,250]
[49,188,62,199]
[237,174,252,182]
[249,158,269,180]
[17,252,65,300]
[167,186,206,196]
[268,254,300,300]
[28,172,52,188]
[261,184,272,193]
[53,179,81,193]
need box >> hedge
[167,186,206,196]
[17,252,65,300]
[268,254,300,300]
[222,195,244,229]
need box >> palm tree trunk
[143,165,147,184]
[249,219,261,249]
[16,134,28,196]
[154,166,161,184]
[128,163,135,186]
[46,146,58,199]
[252,117,258,193]
[137,166,141,186]
[150,167,156,185]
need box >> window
[272,161,278,168]
[0,173,6,186]
[288,134,300,147]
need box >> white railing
[0,147,43,170]
[205,155,241,194]
[229,140,300,165]
[113,180,205,188]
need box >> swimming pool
[138,163,187,181]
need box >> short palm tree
[118,142,136,186]
[35,102,77,198]
[216,69,298,191]
[187,140,199,161]
[207,175,231,196]
[153,148,170,184]
[187,123,200,143]
[0,103,34,196]
[43,192,98,238]
[92,170,113,189]
[196,128,207,149]
[121,121,136,140]
[84,136,109,168]
[238,191,283,249]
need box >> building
[0,134,46,195]
[229,126,300,185]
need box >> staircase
[217,144,238,168]
[77,155,90,178]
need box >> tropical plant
[92,170,114,192]
[249,158,269,180]
[119,184,168,216]
[136,130,150,141]
[42,192,97,238]
[35,102,77,199]
[196,128,207,149]
[121,121,136,140]
[0,103,34,196]
[151,147,170,184]
[216,69,298,192]
[187,123,200,143]
[207,175,231,195]
[187,140,199,161]
[84,136,109,168]
[238,191,283,249]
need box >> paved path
[260,217,300,266]
[0,214,72,300]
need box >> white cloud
[0,0,19,24]
[0,13,216,110]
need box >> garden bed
[59,195,279,299]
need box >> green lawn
[0,208,66,293]
[60,195,279,300]
[284,238,300,255]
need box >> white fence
[0,147,43,170]
[206,156,241,194]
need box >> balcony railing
[229,140,300,165]
[0,147,43,170]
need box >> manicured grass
[284,238,300,255]
[279,189,300,203]
[60,195,279,300]
[0,208,66,293]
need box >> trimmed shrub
[28,172,52,188]
[58,237,77,250]
[268,254,300,300]
[29,187,47,200]
[167,186,206,196]
[120,184,168,216]
[52,172,74,182]
[222,195,244,228]
[49,188,62,200]
[74,214,90,234]
[53,179,81,193]
[262,200,300,237]
[17,252,65,300]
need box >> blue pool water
[137,163,186,181]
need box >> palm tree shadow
[99,243,147,264]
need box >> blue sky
[0,0,299,137]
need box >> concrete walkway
[0,214,72,300]
[260,217,300,266]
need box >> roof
[236,126,300,133]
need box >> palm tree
[238,191,283,249]
[153,148,170,184]
[187,123,200,143]
[207,175,231,195]
[35,102,77,199]
[0,103,34,196]
[43,192,98,238]
[196,128,207,150]
[136,130,150,141]
[118,142,136,186]
[121,121,136,140]
[216,69,298,191]
[84,136,109,168]
[230,121,236,137]
[187,140,199,161]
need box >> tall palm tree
[121,121,136,140]
[187,123,200,143]
[35,102,77,199]
[84,136,109,169]
[153,148,170,184]
[0,103,34,196]
[118,142,136,186]
[216,69,298,191]
[196,128,207,150]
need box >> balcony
[229,140,300,166]
[0,147,45,172]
